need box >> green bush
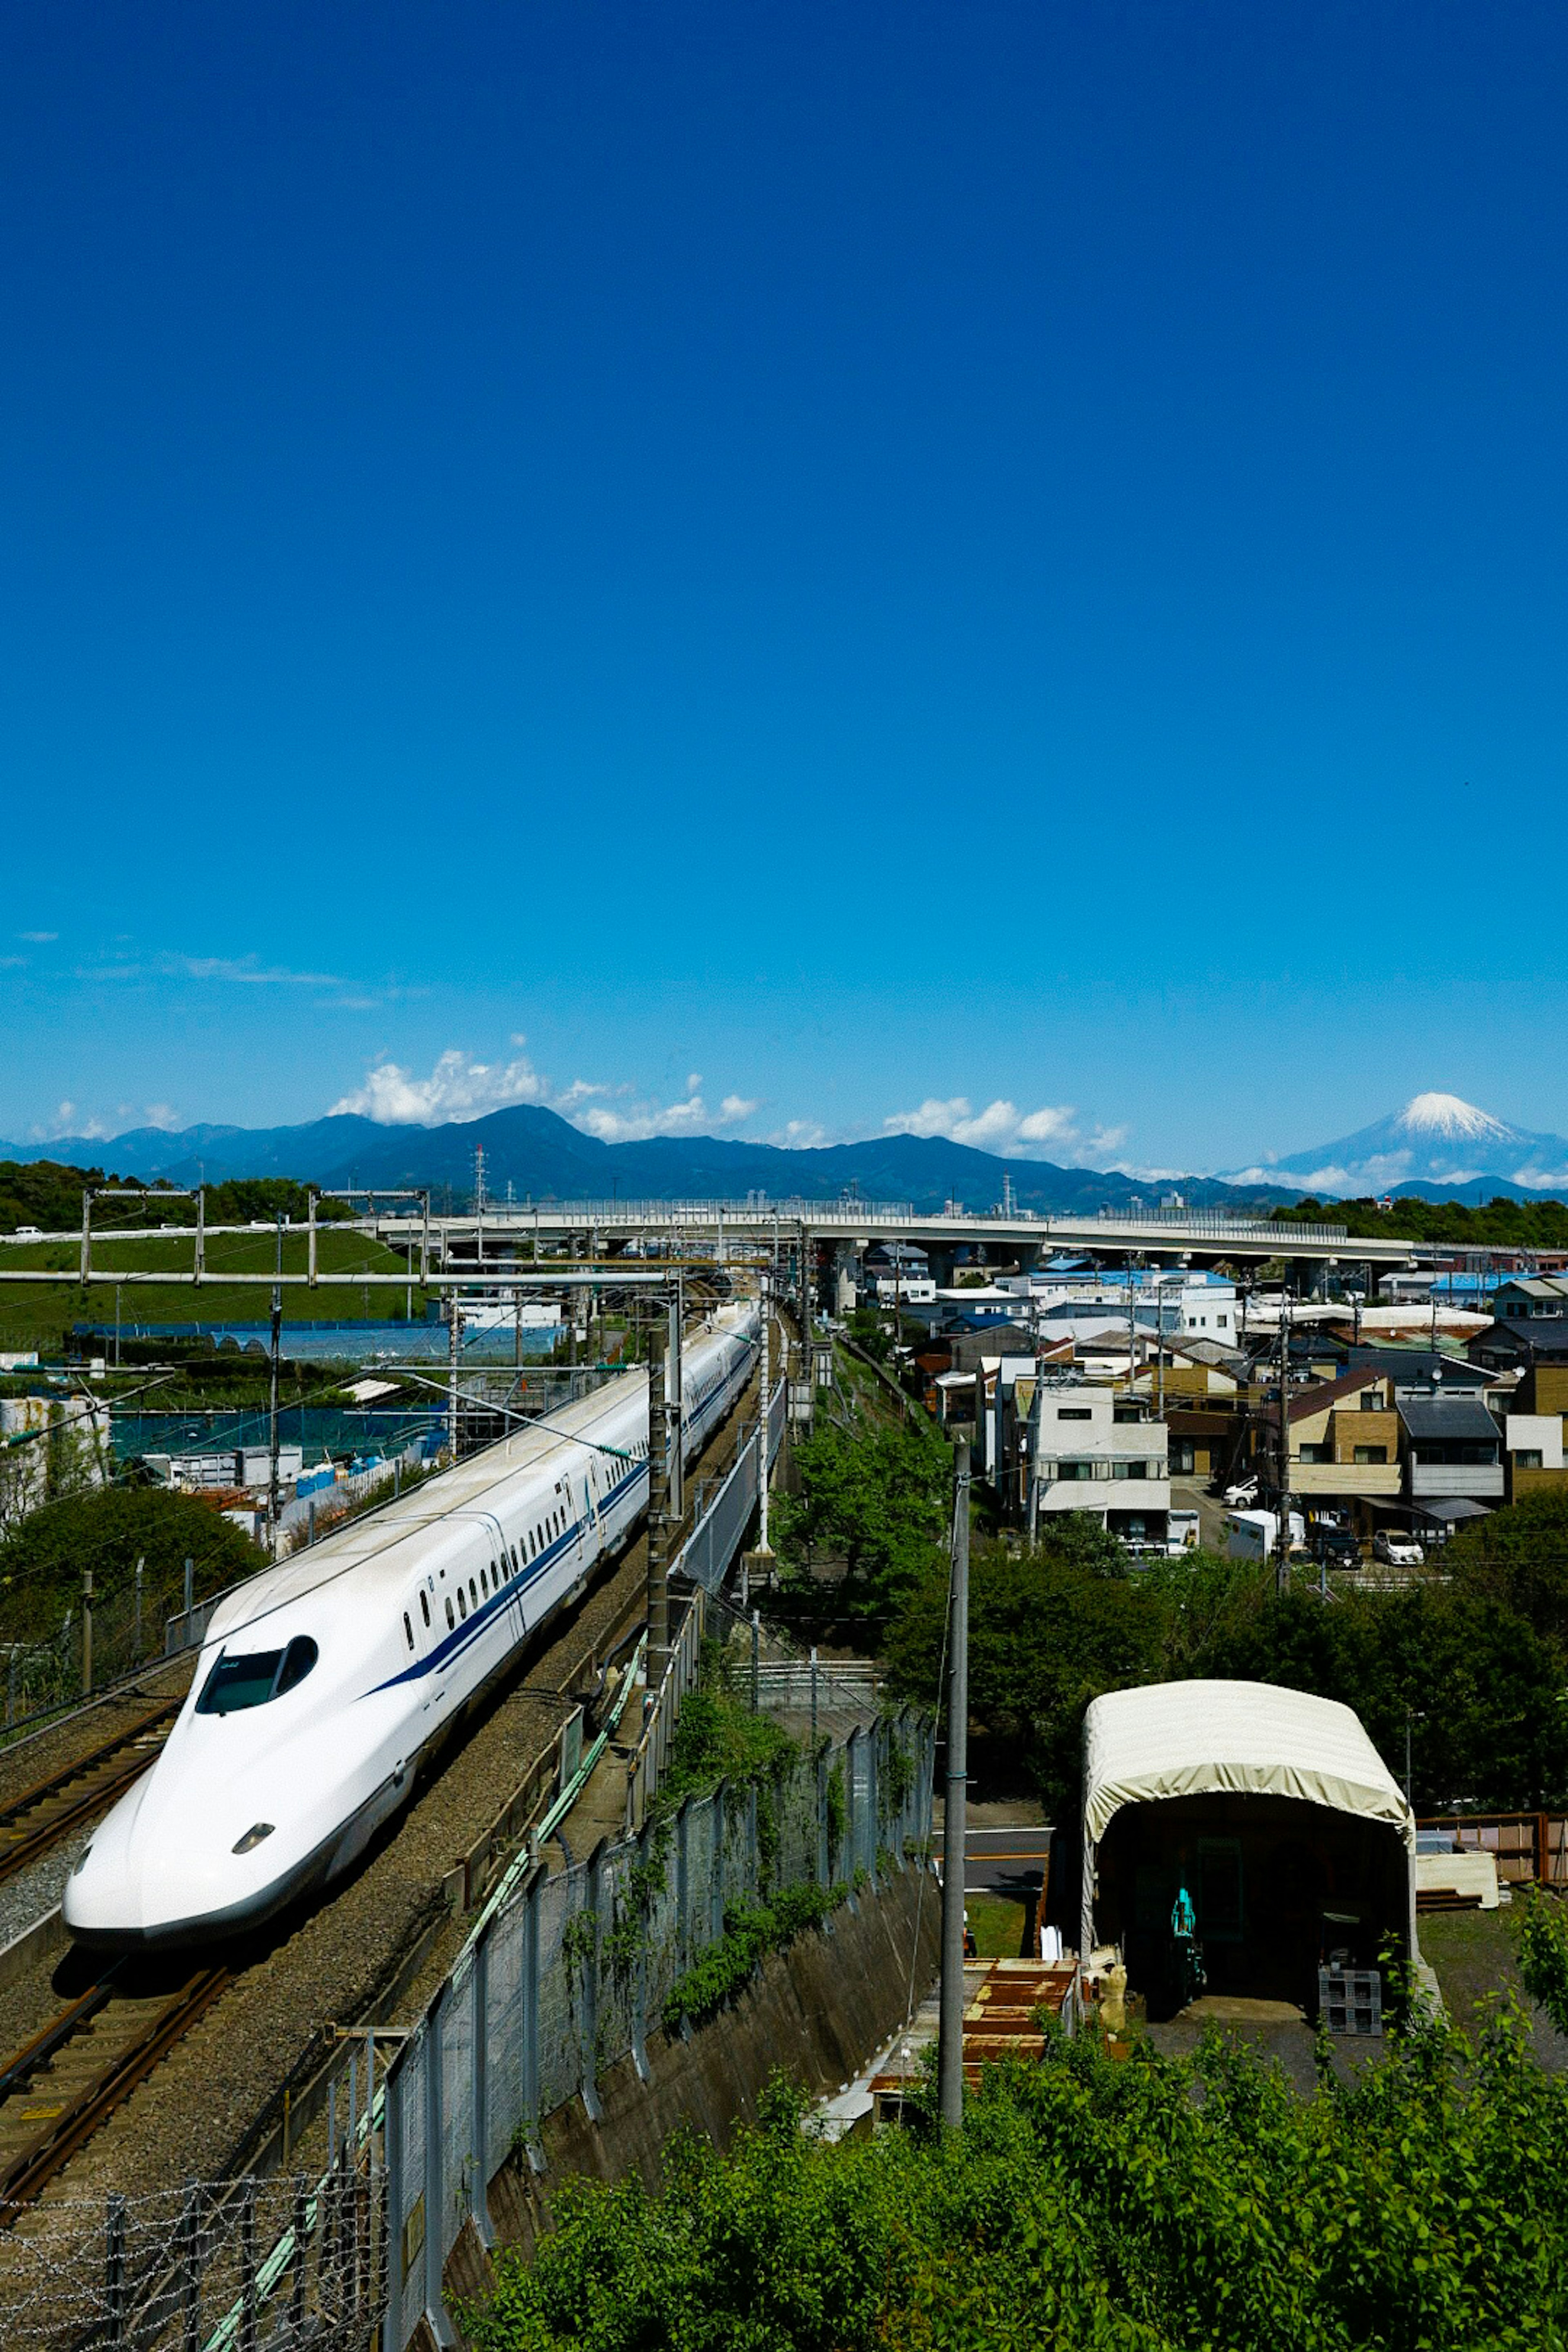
[466,2007,1568,2350]
[660,1883,844,2033]
[0,1484,263,1637]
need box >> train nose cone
[63,1733,292,1947]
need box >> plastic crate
[1318,1965,1381,2035]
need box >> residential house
[1001,1376,1170,1547]
[1396,1390,1503,1535]
[1285,1369,1403,1529]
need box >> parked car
[1312,1529,1361,1570]
[1373,1530,1424,1567]
[1223,1477,1258,1507]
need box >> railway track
[0,1702,178,1891]
[0,1962,230,2217]
[0,1342,777,2230]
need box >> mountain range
[0,1105,1287,1216]
[4,1090,1566,1211]
[1227,1093,1568,1203]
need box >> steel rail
[0,1966,232,2217]
[0,1701,179,1888]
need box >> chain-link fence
[0,2146,385,2350]
[382,1704,933,2350]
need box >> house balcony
[1290,1460,1403,1499]
[1408,1462,1504,1501]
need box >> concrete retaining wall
[446,1864,940,2321]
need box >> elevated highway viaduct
[373,1199,1415,1295]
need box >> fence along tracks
[0,1964,231,2216]
[0,1700,178,1890]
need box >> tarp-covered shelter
[1081,1681,1417,2016]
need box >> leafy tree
[1519,1892,1568,2038]
[464,2013,1568,2352]
[1443,1485,1568,1649]
[884,1534,1167,1812]
[774,1417,950,1628]
[0,1484,263,1637]
[1273,1192,1568,1246]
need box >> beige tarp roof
[1082,1679,1415,1855]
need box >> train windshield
[197,1636,319,1715]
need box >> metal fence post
[581,1842,605,2123]
[422,2011,453,2344]
[239,2178,258,2352]
[632,1817,651,2081]
[867,1718,881,1872]
[292,2175,309,2334]
[179,2183,201,2352]
[817,1744,830,1888]
[708,1789,725,1944]
[105,2193,126,2348]
[383,2047,404,2352]
[844,1730,860,1904]
[472,1937,493,2245]
[521,1862,544,2170]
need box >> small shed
[1081,1681,1417,2016]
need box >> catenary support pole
[447,1291,460,1461]
[647,1323,670,1686]
[268,1218,283,1562]
[758,1273,772,1554]
[938,1437,971,2131]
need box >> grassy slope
[0,1227,430,1348]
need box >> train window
[403,1613,414,1651]
[458,1588,468,1620]
[445,1597,455,1630]
[197,1635,317,1713]
[277,1638,318,1695]
[511,1544,520,1573]
[420,1591,431,1628]
[197,1649,283,1715]
[469,1578,478,1610]
[480,1567,488,1597]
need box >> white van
[1226,1508,1306,1562]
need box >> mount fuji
[1231,1093,1568,1200]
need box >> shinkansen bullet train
[65,1301,759,1948]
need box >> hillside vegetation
[1274,1193,1568,1247]
[465,2019,1568,2352]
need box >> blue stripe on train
[362,1345,752,1699]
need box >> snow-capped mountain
[1229,1093,1568,1198]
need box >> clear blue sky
[4,3,1566,1173]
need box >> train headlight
[233,1823,276,1855]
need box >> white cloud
[330,1048,555,1125]
[771,1118,827,1148]
[329,1049,762,1145]
[170,955,340,987]
[29,1097,181,1142]
[884,1096,1127,1165]
[18,931,57,943]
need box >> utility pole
[268,1216,283,1561]
[938,1436,971,2132]
[1276,1283,1291,1597]
[81,1566,93,1695]
[195,1187,205,1286]
[1025,1353,1044,1545]
[647,1322,670,1689]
